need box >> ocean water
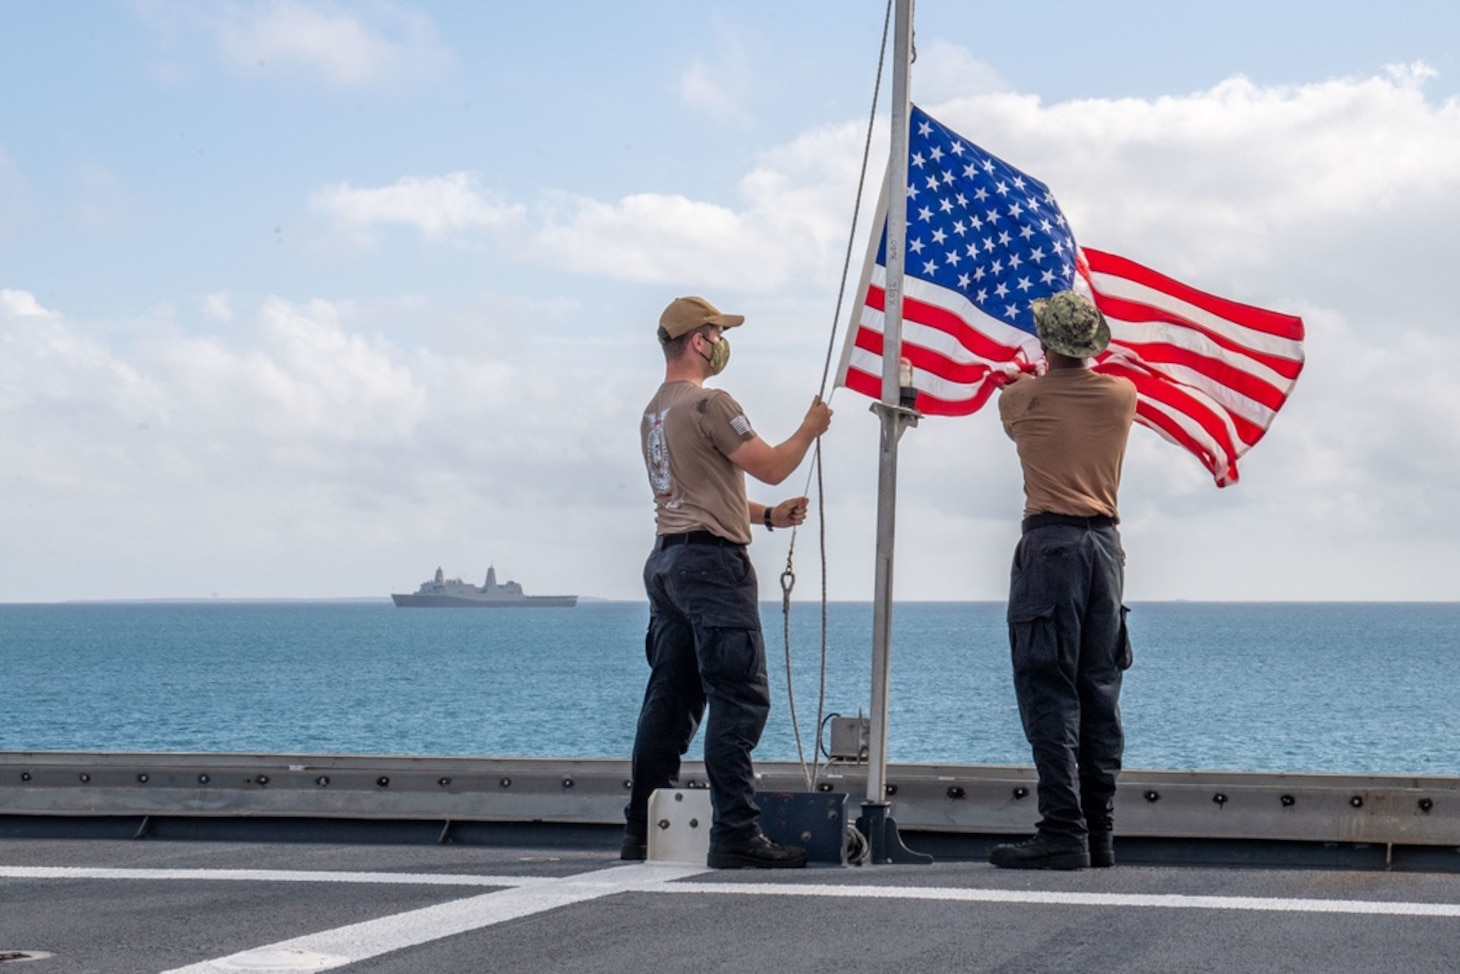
[2,601,1457,777]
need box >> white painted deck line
[666,881,1460,917]
[9,863,1460,919]
[156,864,706,973]
[0,866,556,887]
[7,862,1458,972]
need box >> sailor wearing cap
[624,296,832,869]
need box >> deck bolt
[1213,793,1228,805]
[256,775,269,785]
[623,779,633,790]
[1280,794,1296,807]
[20,772,30,782]
[137,774,149,784]
[1419,798,1434,813]
[438,777,452,787]
[316,776,330,787]
[198,774,210,785]
[947,786,966,800]
[817,782,834,792]
[689,818,700,828]
[562,777,574,788]
[885,784,898,797]
[1349,795,1363,808]
[1013,786,1029,800]
[656,819,670,830]
[499,777,512,788]
[1143,790,1160,803]
[79,773,90,783]
[376,776,390,788]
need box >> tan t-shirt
[642,381,757,544]
[998,368,1137,519]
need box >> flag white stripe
[1136,395,1238,486]
[1105,317,1294,394]
[882,265,1042,352]
[854,311,1022,373]
[1105,345,1279,431]
[844,348,991,402]
[1087,268,1303,362]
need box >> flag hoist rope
[778,0,897,792]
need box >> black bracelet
[763,508,774,531]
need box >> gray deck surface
[4,838,1459,973]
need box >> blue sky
[3,1,1459,601]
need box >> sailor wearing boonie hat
[989,290,1138,872]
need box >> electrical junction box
[829,716,870,761]
[758,791,849,865]
[646,787,849,865]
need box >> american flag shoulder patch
[730,414,752,437]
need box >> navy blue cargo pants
[626,538,770,846]
[1007,518,1132,842]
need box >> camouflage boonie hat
[1031,290,1111,359]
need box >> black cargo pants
[1007,518,1132,842]
[625,538,770,846]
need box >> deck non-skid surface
[3,839,1459,972]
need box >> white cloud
[912,40,1012,102]
[307,121,867,285]
[310,173,525,245]
[0,288,650,598]
[139,0,450,87]
[921,62,1460,297]
[527,121,876,289]
[1,289,53,318]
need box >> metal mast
[856,0,930,864]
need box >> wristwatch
[763,508,774,531]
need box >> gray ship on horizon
[391,565,577,608]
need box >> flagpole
[857,0,930,865]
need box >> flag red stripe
[1110,336,1288,415]
[854,324,1001,386]
[866,285,1025,363]
[1084,247,1305,342]
[1097,358,1247,460]
[1137,399,1237,486]
[1096,291,1304,383]
[842,364,994,416]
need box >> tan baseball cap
[658,296,745,341]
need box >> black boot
[989,832,1089,870]
[707,832,807,869]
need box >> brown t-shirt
[998,368,1137,519]
[641,381,757,544]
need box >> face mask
[699,333,731,375]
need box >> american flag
[835,105,1305,487]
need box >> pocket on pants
[699,627,766,685]
[1008,601,1058,673]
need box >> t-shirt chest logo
[644,408,673,494]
